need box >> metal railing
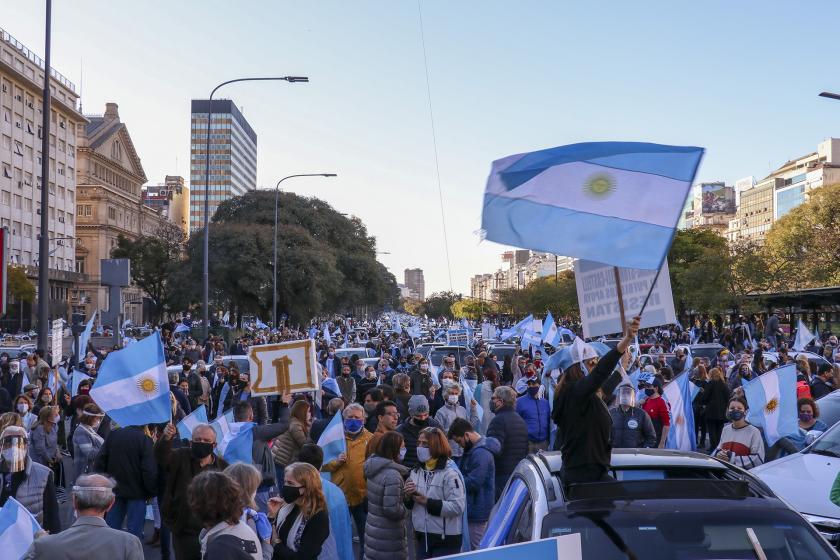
[0,26,76,92]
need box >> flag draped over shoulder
[89,333,170,427]
[742,364,798,446]
[481,141,704,269]
[663,372,696,451]
[0,497,40,559]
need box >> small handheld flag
[177,404,209,440]
[317,412,347,467]
[0,497,41,559]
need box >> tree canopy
[172,190,398,324]
[495,271,578,318]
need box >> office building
[73,102,174,324]
[404,268,425,300]
[143,175,189,235]
[0,25,85,327]
[189,99,257,232]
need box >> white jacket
[408,465,465,538]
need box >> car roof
[335,347,368,352]
[690,343,724,348]
[537,448,730,474]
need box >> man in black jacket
[553,317,640,487]
[95,425,157,540]
[486,386,529,499]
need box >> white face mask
[447,394,459,405]
[398,447,407,461]
[416,446,432,464]
[16,403,28,414]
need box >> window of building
[12,194,21,209]
[24,199,31,212]
[108,206,116,220]
[13,141,22,156]
[23,224,31,237]
[0,191,9,205]
[112,141,122,160]
[2,165,10,179]
[1,135,9,149]
[75,258,85,274]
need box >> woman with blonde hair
[29,405,61,482]
[225,462,273,560]
[0,411,22,434]
[701,367,732,453]
[268,462,329,559]
[271,399,312,480]
[72,403,105,481]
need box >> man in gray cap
[24,473,144,559]
[396,395,443,468]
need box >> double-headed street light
[819,92,840,101]
[272,174,337,329]
[201,76,309,339]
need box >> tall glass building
[189,99,257,232]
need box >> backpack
[205,534,258,560]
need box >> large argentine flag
[0,497,41,559]
[218,422,254,465]
[481,142,704,270]
[542,312,558,346]
[500,315,533,341]
[742,364,798,446]
[663,373,696,451]
[89,333,170,427]
[177,404,208,440]
[77,310,97,360]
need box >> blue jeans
[106,497,146,539]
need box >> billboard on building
[701,183,736,214]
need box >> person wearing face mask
[640,376,670,448]
[1,358,23,400]
[322,403,373,550]
[433,383,478,450]
[156,422,228,559]
[72,403,105,482]
[609,385,656,448]
[404,427,466,558]
[169,371,192,417]
[336,364,357,405]
[410,359,435,400]
[29,406,61,478]
[447,418,500,549]
[267,462,330,560]
[486,386,529,499]
[13,394,37,432]
[810,364,835,400]
[319,346,338,378]
[358,368,379,406]
[712,397,764,469]
[224,463,274,560]
[397,396,444,469]
[515,377,551,453]
[363,431,410,560]
[0,426,60,534]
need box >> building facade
[189,99,257,232]
[404,268,425,300]
[471,251,574,302]
[73,103,172,325]
[142,175,189,235]
[0,26,85,328]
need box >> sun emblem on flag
[584,173,616,199]
[765,398,779,414]
[137,376,159,396]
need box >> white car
[752,422,840,547]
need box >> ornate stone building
[72,103,172,325]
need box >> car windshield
[690,345,724,362]
[807,422,840,457]
[490,346,518,362]
[222,357,249,374]
[428,348,474,367]
[542,508,834,559]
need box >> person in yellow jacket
[322,403,373,549]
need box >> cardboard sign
[248,339,319,395]
[575,259,676,339]
[51,319,64,363]
[446,328,471,346]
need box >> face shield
[0,435,27,473]
[618,385,636,407]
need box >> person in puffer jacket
[363,431,410,560]
[405,426,466,558]
[448,418,500,549]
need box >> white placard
[247,339,320,396]
[51,319,63,363]
[481,323,496,340]
[575,259,676,339]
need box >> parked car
[426,345,475,368]
[763,351,833,377]
[482,448,839,558]
[487,343,518,369]
[333,347,376,362]
[753,418,840,548]
[689,343,725,364]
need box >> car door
[479,477,529,548]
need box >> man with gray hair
[24,473,144,559]
[486,385,529,499]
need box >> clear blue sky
[4,1,840,296]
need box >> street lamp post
[201,76,308,339]
[272,174,336,328]
[37,0,52,353]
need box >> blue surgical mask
[344,418,363,433]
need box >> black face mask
[644,388,655,397]
[190,441,214,459]
[461,437,474,453]
[281,484,302,503]
[413,417,429,427]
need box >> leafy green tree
[422,291,462,319]
[496,272,578,318]
[668,229,730,316]
[7,265,34,303]
[450,299,497,320]
[111,223,185,323]
[764,183,840,289]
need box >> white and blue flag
[210,408,235,445]
[89,333,170,427]
[323,324,333,346]
[481,141,704,270]
[542,312,558,346]
[0,497,40,559]
[742,364,798,446]
[177,404,209,440]
[173,323,190,334]
[793,320,815,351]
[216,421,254,465]
[77,310,97,360]
[500,315,533,341]
[255,318,268,330]
[392,316,402,334]
[520,329,542,352]
[317,411,347,467]
[663,372,696,451]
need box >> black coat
[551,349,622,471]
[94,426,158,500]
[701,379,731,421]
[396,417,444,469]
[485,406,529,479]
